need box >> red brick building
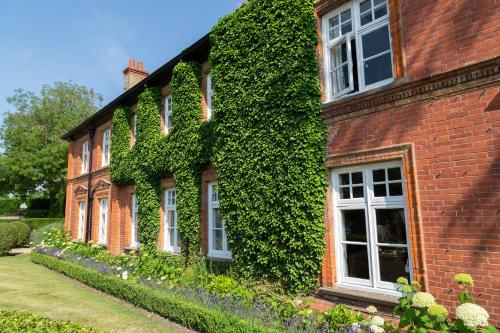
[63,0,499,323]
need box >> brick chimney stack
[123,58,149,90]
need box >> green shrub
[208,275,253,301]
[26,197,51,218]
[0,197,21,215]
[9,221,31,247]
[30,221,64,245]
[0,310,104,333]
[322,305,362,332]
[0,224,15,255]
[32,252,277,333]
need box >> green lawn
[0,254,189,333]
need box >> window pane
[332,41,348,68]
[389,182,403,196]
[374,0,386,5]
[364,52,393,86]
[388,167,401,180]
[341,22,352,35]
[345,244,370,279]
[342,209,366,242]
[214,208,223,229]
[373,169,385,182]
[360,0,372,13]
[362,25,391,59]
[333,64,349,94]
[340,9,351,22]
[360,11,373,25]
[340,187,350,199]
[374,5,387,19]
[378,247,410,283]
[375,208,407,244]
[340,173,350,185]
[214,229,223,251]
[352,186,364,198]
[374,184,387,197]
[329,26,340,40]
[351,172,363,184]
[169,228,174,246]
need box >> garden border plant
[31,251,278,333]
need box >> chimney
[123,58,149,90]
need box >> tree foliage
[0,82,102,216]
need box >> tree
[0,82,102,216]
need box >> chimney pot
[123,59,148,91]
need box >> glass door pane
[375,208,410,284]
[341,209,371,281]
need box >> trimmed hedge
[0,197,20,215]
[32,252,277,333]
[0,310,103,333]
[210,0,327,292]
[0,221,30,254]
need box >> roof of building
[62,33,211,141]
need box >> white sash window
[81,141,89,174]
[77,202,86,240]
[206,73,213,120]
[98,198,108,245]
[130,193,139,248]
[322,0,393,101]
[164,96,173,134]
[208,182,231,259]
[164,188,180,253]
[102,129,111,167]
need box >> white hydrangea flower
[456,303,489,329]
[121,271,128,280]
[369,324,385,333]
[366,306,378,314]
[116,267,122,271]
[412,292,435,308]
[371,316,385,327]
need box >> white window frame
[98,198,108,245]
[102,129,111,167]
[164,95,173,134]
[77,201,86,240]
[331,160,412,295]
[206,73,213,120]
[207,181,231,259]
[132,113,137,144]
[130,193,139,248]
[322,0,394,102]
[81,141,89,175]
[164,188,180,253]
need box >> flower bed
[32,228,498,333]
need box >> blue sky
[0,0,240,126]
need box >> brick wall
[323,84,499,323]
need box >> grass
[0,254,188,333]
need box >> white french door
[332,160,412,293]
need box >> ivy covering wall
[210,0,327,292]
[110,63,203,258]
[110,0,326,292]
